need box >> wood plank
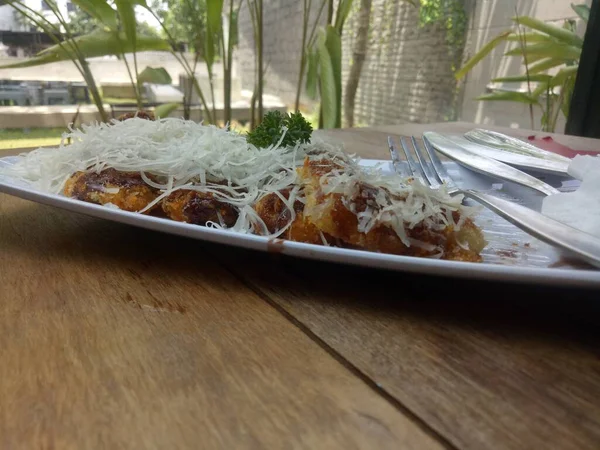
[0,194,443,450]
[214,247,600,450]
[209,125,599,449]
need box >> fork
[387,135,600,269]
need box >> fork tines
[388,135,455,190]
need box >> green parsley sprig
[246,111,313,149]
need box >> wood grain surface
[0,196,446,449]
[1,123,599,449]
[215,247,600,450]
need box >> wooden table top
[1,122,599,449]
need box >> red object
[526,135,599,158]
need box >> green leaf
[527,58,568,74]
[531,82,548,100]
[334,0,354,33]
[114,0,137,46]
[476,91,540,105]
[205,0,224,69]
[505,32,553,42]
[548,65,578,88]
[229,8,239,48]
[138,66,172,84]
[512,16,584,48]
[455,31,511,80]
[325,25,342,128]
[561,72,576,117]
[72,0,117,30]
[504,42,581,60]
[155,102,180,118]
[305,47,319,100]
[571,3,590,23]
[317,30,337,129]
[0,30,170,68]
[491,74,553,83]
[522,53,551,65]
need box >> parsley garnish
[246,111,313,148]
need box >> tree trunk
[344,0,372,128]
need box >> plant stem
[223,0,238,125]
[132,47,142,109]
[9,1,108,121]
[514,10,535,130]
[295,0,311,111]
[257,0,264,120]
[327,0,334,25]
[184,52,200,120]
[121,52,142,109]
[148,8,214,123]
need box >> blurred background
[0,0,591,149]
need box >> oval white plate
[1,156,598,288]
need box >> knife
[423,131,560,196]
[461,129,571,176]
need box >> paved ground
[0,52,215,84]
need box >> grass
[0,128,65,150]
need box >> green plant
[152,0,207,54]
[456,3,589,132]
[204,0,242,125]
[304,0,354,129]
[246,0,264,129]
[294,0,328,112]
[144,1,214,123]
[0,0,171,121]
[246,111,313,148]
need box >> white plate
[1,156,599,288]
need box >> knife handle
[464,189,600,268]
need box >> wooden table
[1,123,599,449]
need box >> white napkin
[542,155,600,238]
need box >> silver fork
[387,135,600,269]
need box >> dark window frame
[566,0,600,137]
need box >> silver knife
[462,129,571,176]
[423,131,560,196]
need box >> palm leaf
[513,16,584,48]
[325,25,342,128]
[305,47,319,100]
[548,66,578,88]
[334,0,354,33]
[476,91,540,105]
[114,0,137,46]
[0,31,169,68]
[138,66,172,84]
[72,0,117,30]
[527,58,568,74]
[317,31,337,129]
[155,102,181,118]
[504,42,580,60]
[455,31,511,80]
[205,0,224,69]
[505,32,553,42]
[571,3,590,23]
[491,74,553,83]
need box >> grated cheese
[0,117,478,246]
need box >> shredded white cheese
[0,117,478,246]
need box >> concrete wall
[236,0,591,130]
[341,0,467,126]
[236,0,470,126]
[236,0,326,108]
[459,0,591,131]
